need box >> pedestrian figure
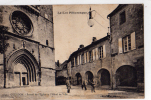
[66,78,71,93]
[81,80,87,90]
[89,79,95,92]
[84,80,87,90]
[81,81,84,90]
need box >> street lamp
[88,7,94,27]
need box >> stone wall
[109,4,144,89]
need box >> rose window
[11,11,33,36]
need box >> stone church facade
[0,5,55,88]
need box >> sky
[53,4,118,63]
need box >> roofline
[60,60,68,66]
[67,35,110,61]
[107,4,127,18]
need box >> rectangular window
[120,11,126,25]
[81,53,84,64]
[123,35,131,52]
[71,58,74,67]
[99,46,103,59]
[75,56,77,66]
[89,50,93,62]
[46,40,48,46]
[119,32,136,53]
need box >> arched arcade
[116,65,137,87]
[97,69,110,86]
[85,71,93,85]
[75,73,82,85]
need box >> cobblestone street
[0,85,144,99]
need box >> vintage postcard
[0,3,146,99]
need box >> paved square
[0,85,144,99]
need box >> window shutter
[77,55,79,65]
[95,48,98,60]
[84,53,86,63]
[74,58,75,66]
[79,55,81,65]
[87,52,89,62]
[93,49,95,60]
[98,47,100,59]
[118,38,123,53]
[103,45,106,58]
[131,32,136,50]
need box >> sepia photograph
[0,2,145,99]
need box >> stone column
[93,73,99,86]
[81,72,86,85]
[112,73,117,89]
[98,74,101,86]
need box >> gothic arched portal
[7,49,40,87]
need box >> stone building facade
[65,4,144,91]
[107,4,144,90]
[55,60,68,85]
[0,5,55,88]
[67,36,111,88]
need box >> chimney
[78,44,84,50]
[80,44,84,48]
[57,60,60,67]
[92,37,97,42]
